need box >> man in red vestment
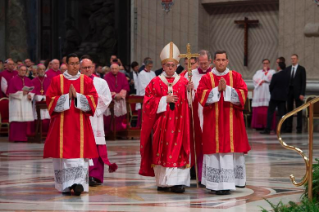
[43,53,98,196]
[139,42,193,193]
[196,50,251,195]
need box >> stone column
[6,0,29,61]
[0,0,6,60]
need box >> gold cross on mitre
[179,43,199,80]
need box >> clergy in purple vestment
[45,59,61,83]
[104,63,130,133]
[32,64,51,134]
[0,59,18,97]
[7,65,35,142]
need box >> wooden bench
[106,96,144,140]
[27,101,48,143]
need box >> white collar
[212,67,230,76]
[292,64,299,69]
[63,71,81,80]
[162,71,178,78]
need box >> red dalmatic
[43,74,98,159]
[196,71,251,154]
[139,76,191,177]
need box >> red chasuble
[196,71,251,154]
[43,74,98,159]
[139,76,191,177]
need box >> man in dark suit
[261,62,289,134]
[286,54,306,133]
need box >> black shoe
[62,191,71,195]
[260,130,270,135]
[70,184,84,196]
[297,130,302,134]
[89,177,101,187]
[157,187,170,191]
[215,190,231,195]
[171,185,185,193]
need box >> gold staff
[179,43,200,188]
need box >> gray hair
[145,60,153,66]
[198,50,212,60]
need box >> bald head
[5,59,15,71]
[80,58,94,77]
[51,59,60,71]
[110,63,120,75]
[60,64,67,73]
[37,64,46,77]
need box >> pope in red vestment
[43,71,98,159]
[196,51,250,194]
[139,42,193,193]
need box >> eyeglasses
[81,66,92,70]
[165,64,176,68]
[263,63,269,65]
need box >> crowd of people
[0,43,306,196]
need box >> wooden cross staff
[234,17,259,66]
[179,43,200,188]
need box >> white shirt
[291,64,299,78]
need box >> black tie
[290,67,295,86]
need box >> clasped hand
[218,78,226,92]
[69,84,77,99]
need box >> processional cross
[179,43,200,79]
[179,43,200,188]
[234,17,259,66]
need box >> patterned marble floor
[0,129,317,211]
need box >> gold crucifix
[179,43,200,188]
[179,43,200,81]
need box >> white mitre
[160,42,180,64]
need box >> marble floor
[0,129,317,211]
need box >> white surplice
[184,68,207,130]
[201,67,246,191]
[9,91,35,122]
[252,69,275,107]
[52,71,94,193]
[90,77,112,144]
[135,70,156,110]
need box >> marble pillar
[6,0,29,61]
[0,0,5,61]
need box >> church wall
[0,0,5,60]
[279,0,319,80]
[132,0,200,70]
[204,2,279,80]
